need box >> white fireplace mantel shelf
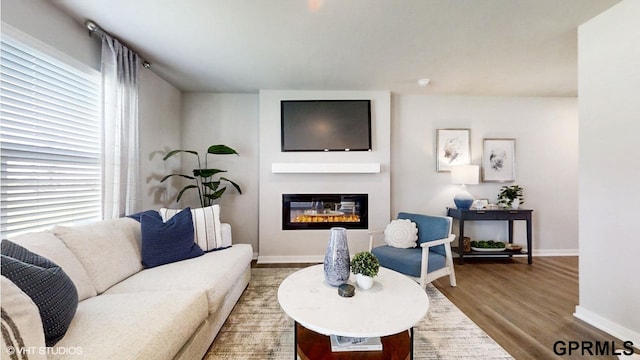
[271,163,381,174]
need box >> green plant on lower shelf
[350,251,380,277]
[471,240,505,249]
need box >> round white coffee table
[278,264,429,359]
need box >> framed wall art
[482,138,515,182]
[436,128,471,172]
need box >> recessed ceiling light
[417,78,430,87]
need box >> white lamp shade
[451,165,480,185]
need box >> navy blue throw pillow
[140,207,204,268]
[1,239,79,347]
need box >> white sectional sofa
[1,216,253,360]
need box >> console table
[446,208,533,265]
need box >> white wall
[393,95,579,254]
[1,0,183,214]
[576,0,640,346]
[138,70,182,210]
[180,93,259,250]
[1,0,99,69]
[1,0,591,265]
[258,90,391,262]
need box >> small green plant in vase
[497,185,524,209]
[350,251,380,290]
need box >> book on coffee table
[330,335,383,352]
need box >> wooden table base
[295,322,412,360]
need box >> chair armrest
[367,230,384,251]
[419,234,456,248]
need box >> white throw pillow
[384,219,418,248]
[1,276,47,360]
[160,205,229,252]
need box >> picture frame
[436,129,471,172]
[482,138,516,182]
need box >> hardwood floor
[432,256,635,359]
[255,256,637,359]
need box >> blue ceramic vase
[324,227,350,286]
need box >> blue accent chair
[369,212,457,289]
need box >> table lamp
[451,165,479,210]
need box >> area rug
[205,268,513,359]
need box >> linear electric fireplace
[282,194,368,230]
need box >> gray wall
[3,0,588,260]
[393,95,579,254]
[180,93,259,253]
[577,0,640,345]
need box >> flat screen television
[280,100,372,152]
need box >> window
[1,32,101,238]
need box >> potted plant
[350,251,380,290]
[161,144,242,207]
[497,185,524,209]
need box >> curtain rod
[84,19,151,69]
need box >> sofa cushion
[1,240,78,346]
[52,291,208,360]
[104,244,253,316]
[10,231,97,301]
[1,276,47,360]
[140,208,204,268]
[160,205,228,252]
[53,218,143,294]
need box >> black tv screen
[281,100,372,152]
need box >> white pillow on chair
[384,219,418,248]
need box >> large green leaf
[194,168,226,178]
[207,145,239,155]
[163,149,199,161]
[220,177,242,194]
[176,185,199,202]
[204,187,227,200]
[202,181,220,191]
[160,174,195,183]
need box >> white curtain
[101,34,141,219]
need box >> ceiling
[50,0,620,96]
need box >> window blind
[1,35,102,239]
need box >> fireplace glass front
[282,194,368,230]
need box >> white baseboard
[574,306,640,350]
[532,249,579,257]
[452,249,578,258]
[257,255,323,264]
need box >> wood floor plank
[433,256,636,359]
